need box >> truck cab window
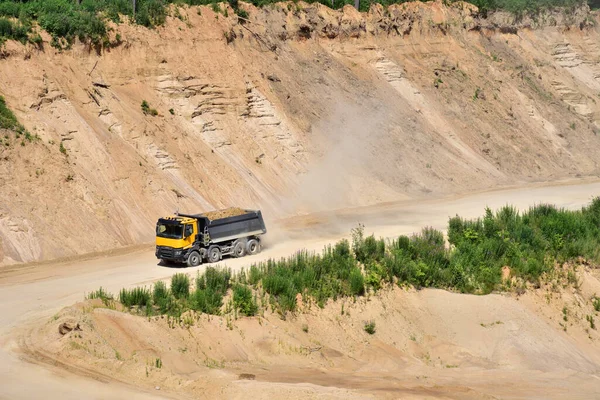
[156,223,183,239]
[185,224,193,238]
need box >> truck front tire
[187,251,201,268]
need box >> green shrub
[0,2,21,19]
[204,267,231,293]
[248,265,263,285]
[135,0,167,28]
[233,284,258,316]
[349,268,365,295]
[258,245,358,314]
[364,265,383,290]
[152,280,175,313]
[153,280,169,303]
[87,286,113,300]
[171,273,190,299]
[593,297,600,312]
[190,267,231,314]
[190,286,224,314]
[33,0,107,46]
[0,17,29,43]
[157,292,178,315]
[364,320,376,335]
[141,100,158,116]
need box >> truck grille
[156,246,175,258]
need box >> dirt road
[1,179,600,399]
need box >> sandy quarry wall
[1,1,600,264]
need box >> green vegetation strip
[0,94,38,147]
[89,198,600,318]
[0,0,591,48]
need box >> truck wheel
[233,241,246,258]
[207,246,221,263]
[246,239,260,255]
[187,251,201,268]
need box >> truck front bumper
[156,246,187,262]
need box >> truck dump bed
[202,209,266,243]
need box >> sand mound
[26,265,600,399]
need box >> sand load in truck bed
[202,207,247,220]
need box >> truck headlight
[174,250,182,256]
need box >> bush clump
[191,267,231,314]
[258,239,359,313]
[233,284,258,316]
[152,280,176,313]
[120,286,151,308]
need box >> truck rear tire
[246,239,260,255]
[207,246,221,263]
[233,241,246,258]
[187,251,201,268]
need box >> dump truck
[155,208,267,267]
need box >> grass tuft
[364,321,376,335]
[87,287,114,306]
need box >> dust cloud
[261,101,394,246]
[289,101,389,215]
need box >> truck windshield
[156,223,183,239]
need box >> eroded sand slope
[2,2,600,264]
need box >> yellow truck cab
[155,216,198,259]
[155,208,267,267]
